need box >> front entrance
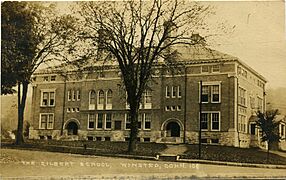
[66,122,78,135]
[166,122,180,137]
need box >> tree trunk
[128,101,139,153]
[267,141,270,163]
[15,81,28,145]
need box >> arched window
[107,89,112,104]
[98,90,105,104]
[89,90,96,110]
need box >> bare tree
[1,2,78,144]
[76,0,213,153]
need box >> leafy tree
[256,109,281,162]
[1,2,78,144]
[76,0,215,153]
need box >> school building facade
[29,45,270,148]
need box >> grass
[181,144,286,165]
[2,139,286,165]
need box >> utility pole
[199,80,202,159]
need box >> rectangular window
[211,113,220,130]
[105,113,112,129]
[211,85,220,103]
[201,66,209,73]
[114,121,122,130]
[212,65,220,73]
[177,86,181,98]
[39,114,54,129]
[77,90,81,101]
[144,90,152,104]
[166,86,170,98]
[72,90,76,101]
[138,114,142,129]
[165,106,170,111]
[250,97,255,109]
[238,87,246,106]
[201,86,209,103]
[97,113,103,129]
[177,105,181,111]
[125,114,131,130]
[144,114,151,130]
[68,90,72,101]
[43,76,49,81]
[88,114,95,129]
[50,76,56,81]
[201,113,208,130]
[172,86,177,98]
[257,97,263,111]
[41,91,55,106]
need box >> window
[238,87,246,106]
[165,106,170,111]
[96,137,102,141]
[68,91,72,101]
[89,90,96,110]
[250,123,256,135]
[166,86,170,98]
[177,105,181,111]
[106,89,112,106]
[87,136,93,141]
[97,113,103,129]
[201,139,207,143]
[144,138,150,142]
[250,97,255,109]
[238,114,246,133]
[105,113,112,129]
[72,90,76,101]
[39,114,54,129]
[47,136,52,140]
[211,85,220,103]
[280,124,285,138]
[201,113,208,130]
[125,114,131,130]
[144,113,151,130]
[77,90,81,101]
[43,76,49,81]
[50,76,56,81]
[211,113,220,130]
[41,91,55,106]
[212,65,220,73]
[67,108,71,113]
[105,137,111,141]
[144,90,152,104]
[88,114,95,129]
[201,86,209,103]
[172,86,177,98]
[201,66,209,73]
[98,90,104,110]
[138,114,142,129]
[171,106,176,111]
[257,97,263,111]
[76,108,80,112]
[211,139,219,144]
[115,121,122,130]
[71,108,75,112]
[177,86,181,98]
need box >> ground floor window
[39,113,54,129]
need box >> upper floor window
[106,89,112,110]
[178,86,181,98]
[212,65,220,73]
[72,90,76,101]
[201,66,209,73]
[68,91,72,101]
[238,87,246,106]
[89,90,96,110]
[211,85,220,102]
[98,90,104,110]
[41,91,55,106]
[77,90,81,101]
[257,97,263,111]
[50,76,56,81]
[172,86,177,98]
[200,83,221,103]
[144,113,151,130]
[166,86,170,98]
[39,113,54,129]
[125,114,131,130]
[201,86,209,103]
[43,76,49,81]
[144,90,152,109]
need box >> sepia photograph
[1,0,286,179]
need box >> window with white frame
[201,86,209,103]
[238,114,246,132]
[89,91,96,110]
[125,114,131,130]
[72,90,76,101]
[166,86,170,98]
[257,97,263,111]
[144,90,152,109]
[106,89,112,109]
[105,113,112,129]
[43,76,49,81]
[50,76,56,81]
[97,113,104,129]
[39,113,54,129]
[41,91,55,106]
[201,66,209,73]
[68,90,72,101]
[211,113,220,130]
[201,113,208,130]
[88,114,95,129]
[98,90,104,110]
[77,90,81,101]
[172,86,177,98]
[212,65,220,73]
[177,86,181,98]
[238,87,246,106]
[211,85,220,103]
[280,123,285,138]
[144,113,151,130]
[138,114,142,129]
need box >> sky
[54,1,286,89]
[205,1,286,89]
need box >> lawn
[181,144,286,165]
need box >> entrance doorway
[166,121,180,137]
[66,122,78,135]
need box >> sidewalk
[160,144,188,155]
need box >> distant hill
[266,87,286,115]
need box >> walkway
[160,144,188,155]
